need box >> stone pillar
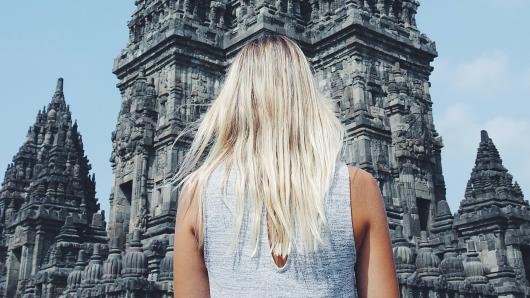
[108,174,116,230]
[130,154,144,234]
[399,161,417,239]
[140,153,149,223]
[46,282,54,298]
[6,250,21,298]
[19,245,34,284]
[31,227,45,275]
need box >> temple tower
[108,0,442,277]
[0,78,107,297]
[104,0,528,297]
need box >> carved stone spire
[458,130,526,213]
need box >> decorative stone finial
[52,77,65,103]
[66,250,87,291]
[463,240,487,284]
[121,229,147,278]
[102,237,123,282]
[393,226,415,275]
[82,244,103,287]
[159,235,175,281]
[56,77,64,93]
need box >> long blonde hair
[166,34,346,258]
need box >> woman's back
[202,159,357,297]
[172,35,398,298]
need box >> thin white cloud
[454,50,509,92]
[438,50,530,97]
[436,103,480,153]
[483,117,530,153]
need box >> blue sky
[416,0,530,213]
[0,1,528,216]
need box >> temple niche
[1,0,529,297]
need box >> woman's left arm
[352,169,400,298]
[173,181,210,298]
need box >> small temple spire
[457,130,526,213]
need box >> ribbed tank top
[202,159,357,297]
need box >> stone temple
[1,0,530,297]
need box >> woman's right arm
[349,165,400,298]
[173,181,210,298]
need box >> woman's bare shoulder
[347,165,385,250]
[347,164,399,297]
[175,179,199,233]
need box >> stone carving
[156,149,167,177]
[136,208,150,233]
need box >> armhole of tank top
[348,163,360,264]
[202,177,208,266]
[347,163,360,214]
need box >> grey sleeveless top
[203,159,357,297]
